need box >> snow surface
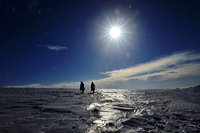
[0,86,199,133]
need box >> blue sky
[1,0,200,89]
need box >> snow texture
[0,86,200,133]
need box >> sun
[109,26,121,39]
[99,15,132,46]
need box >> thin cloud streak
[103,51,200,80]
[6,84,44,88]
[46,45,68,51]
[38,45,68,51]
[89,51,200,88]
[127,63,200,81]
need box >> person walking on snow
[91,82,96,93]
[80,81,85,94]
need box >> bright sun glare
[109,26,121,39]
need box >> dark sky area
[0,0,200,88]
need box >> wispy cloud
[6,84,43,88]
[88,51,200,88]
[7,51,200,89]
[38,45,68,51]
[101,51,200,81]
[46,45,68,51]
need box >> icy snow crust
[0,87,199,133]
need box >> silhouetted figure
[91,82,96,93]
[80,81,85,94]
